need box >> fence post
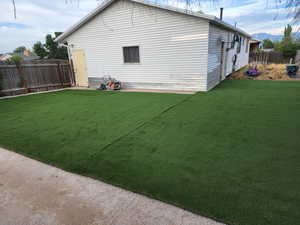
[69,60,76,86]
[57,62,64,88]
[18,64,29,93]
[0,71,3,97]
[1,61,75,97]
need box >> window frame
[237,36,242,53]
[123,46,140,64]
[246,39,249,53]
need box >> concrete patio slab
[69,87,196,94]
[0,147,223,225]
[0,89,65,100]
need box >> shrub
[5,55,23,66]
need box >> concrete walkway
[0,147,223,225]
[0,88,194,100]
[0,88,65,100]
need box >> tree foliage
[263,39,274,49]
[33,33,68,60]
[274,24,298,58]
[5,55,27,88]
[33,42,48,59]
[13,46,26,53]
[5,55,23,65]
[283,0,300,22]
[283,24,293,41]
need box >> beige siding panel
[67,0,209,91]
[207,23,250,90]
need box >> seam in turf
[95,94,195,154]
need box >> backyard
[0,80,299,225]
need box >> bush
[275,41,297,58]
[5,55,23,66]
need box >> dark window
[246,40,249,53]
[123,46,140,63]
[237,36,242,53]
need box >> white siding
[207,24,250,90]
[66,0,209,91]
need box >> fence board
[249,51,291,64]
[0,62,73,96]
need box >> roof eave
[55,0,115,42]
[209,18,252,38]
[55,0,251,42]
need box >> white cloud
[0,0,97,52]
[0,0,295,53]
[198,0,293,35]
[247,18,292,34]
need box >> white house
[56,0,251,91]
[0,54,13,61]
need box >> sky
[0,0,294,53]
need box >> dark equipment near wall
[286,65,299,77]
[97,76,122,90]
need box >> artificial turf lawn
[0,80,300,225]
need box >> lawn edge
[0,145,229,225]
[0,88,67,100]
[0,92,232,225]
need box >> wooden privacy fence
[0,61,74,96]
[249,51,292,64]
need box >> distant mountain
[252,32,300,41]
[251,33,283,41]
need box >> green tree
[5,55,23,65]
[280,41,297,57]
[283,24,293,41]
[44,34,57,59]
[280,24,296,57]
[53,32,68,59]
[263,39,274,49]
[5,56,28,89]
[13,46,26,54]
[33,33,68,60]
[33,42,48,59]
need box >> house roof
[250,39,261,44]
[13,51,39,60]
[0,54,12,61]
[55,0,251,43]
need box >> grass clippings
[228,64,298,80]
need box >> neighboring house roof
[250,39,261,44]
[0,54,13,61]
[13,51,39,60]
[56,0,251,43]
[261,48,274,52]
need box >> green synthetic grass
[1,80,300,225]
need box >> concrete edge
[0,88,67,100]
[0,146,225,225]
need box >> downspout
[58,43,75,86]
[58,43,72,68]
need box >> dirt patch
[228,64,300,80]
